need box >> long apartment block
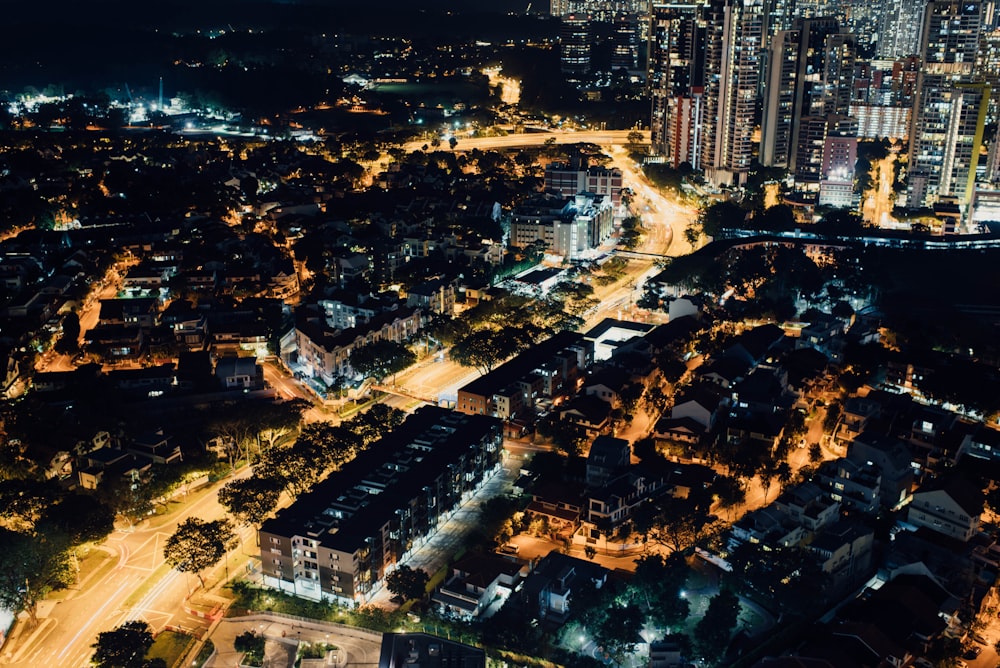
[259,406,503,603]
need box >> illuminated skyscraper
[906,0,987,210]
[877,0,925,58]
[700,0,764,186]
[648,1,707,167]
[560,13,592,80]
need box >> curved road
[4,468,254,668]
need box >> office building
[560,14,592,80]
[259,407,503,604]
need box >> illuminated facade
[906,0,986,210]
[259,407,502,604]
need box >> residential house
[406,277,456,317]
[84,325,145,361]
[816,457,882,513]
[722,324,786,368]
[98,298,159,329]
[77,447,153,490]
[700,357,751,389]
[849,433,914,509]
[431,553,523,619]
[796,313,845,359]
[208,310,270,356]
[577,471,668,552]
[215,356,265,390]
[107,364,176,398]
[730,368,794,415]
[731,506,808,548]
[123,265,170,293]
[671,386,723,431]
[649,640,684,668]
[808,520,875,590]
[958,425,1000,463]
[515,552,610,624]
[583,318,655,362]
[772,482,841,533]
[907,475,983,542]
[524,481,585,539]
[583,367,633,410]
[585,435,630,487]
[560,394,612,436]
[834,396,881,446]
[128,428,183,465]
[652,416,706,446]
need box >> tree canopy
[163,517,237,589]
[90,620,157,668]
[385,565,430,601]
[349,340,416,381]
[218,477,282,528]
[0,527,73,628]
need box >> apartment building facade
[259,407,503,604]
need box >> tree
[385,565,429,601]
[349,403,406,444]
[450,327,532,376]
[218,477,282,531]
[594,602,645,662]
[55,312,80,354]
[632,494,716,553]
[711,475,746,521]
[700,201,746,238]
[41,493,115,545]
[91,620,155,668]
[694,588,740,664]
[234,630,266,664]
[630,553,691,629]
[0,527,73,628]
[254,399,309,452]
[163,517,237,589]
[349,340,416,382]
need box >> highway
[402,129,644,153]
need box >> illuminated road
[5,469,254,668]
[402,129,643,153]
[862,153,898,228]
[606,144,699,258]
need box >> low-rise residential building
[907,476,983,542]
[215,356,265,390]
[259,407,502,604]
[405,277,456,317]
[544,161,624,209]
[295,305,421,386]
[430,553,523,620]
[514,552,610,625]
[456,330,593,419]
